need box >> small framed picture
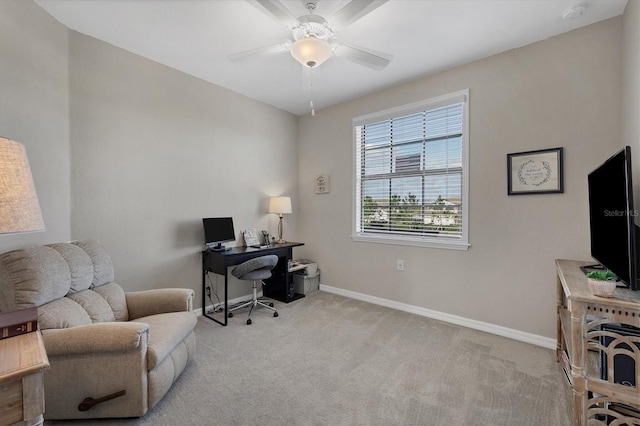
[315,174,330,194]
[507,147,563,195]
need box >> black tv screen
[588,146,639,291]
[202,217,235,250]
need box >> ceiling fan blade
[227,42,290,62]
[333,44,392,70]
[326,0,388,29]
[252,0,299,29]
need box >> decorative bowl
[587,278,616,297]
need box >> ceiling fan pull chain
[308,67,316,116]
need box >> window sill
[351,233,470,251]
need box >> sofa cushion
[73,240,114,287]
[93,282,129,321]
[38,297,92,330]
[137,311,197,370]
[47,243,94,293]
[67,290,115,323]
[0,246,71,310]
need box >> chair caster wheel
[273,312,278,317]
[246,319,252,325]
[269,302,274,307]
[228,312,233,318]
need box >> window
[352,90,469,250]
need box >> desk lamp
[0,138,45,234]
[268,196,291,244]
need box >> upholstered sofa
[0,240,197,420]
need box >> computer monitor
[202,217,235,251]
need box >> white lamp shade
[0,138,45,234]
[290,36,332,68]
[269,196,292,215]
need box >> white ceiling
[35,0,627,116]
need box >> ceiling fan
[228,0,393,70]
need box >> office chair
[228,255,279,325]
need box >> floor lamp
[268,196,291,244]
[0,137,45,235]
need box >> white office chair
[228,255,279,325]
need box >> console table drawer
[0,332,49,426]
[0,376,24,425]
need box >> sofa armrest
[125,288,194,320]
[42,322,149,356]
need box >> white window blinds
[353,91,469,249]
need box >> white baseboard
[319,284,556,350]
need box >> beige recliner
[0,239,197,420]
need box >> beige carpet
[48,290,571,425]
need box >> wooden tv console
[556,259,640,425]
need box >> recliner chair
[0,240,197,420]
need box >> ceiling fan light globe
[290,36,332,68]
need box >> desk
[202,242,304,325]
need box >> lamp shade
[268,196,292,215]
[290,36,332,68]
[0,138,45,234]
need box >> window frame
[351,89,470,251]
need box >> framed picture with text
[507,147,563,195]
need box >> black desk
[201,242,304,325]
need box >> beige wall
[69,32,299,301]
[623,0,640,199]
[297,18,623,339]
[0,0,71,252]
[0,0,299,304]
[2,0,636,342]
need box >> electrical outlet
[397,259,404,271]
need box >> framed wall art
[507,147,563,195]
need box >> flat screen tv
[202,217,235,251]
[588,146,639,291]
